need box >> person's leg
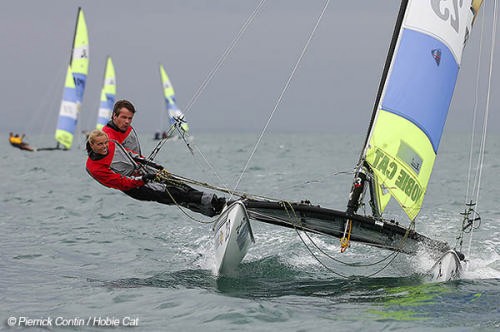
[126,182,225,217]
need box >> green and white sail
[361,0,483,220]
[160,64,189,133]
[54,7,89,149]
[96,56,116,129]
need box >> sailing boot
[197,192,218,217]
[211,194,226,215]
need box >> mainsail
[96,56,116,129]
[160,64,189,133]
[54,7,89,149]
[358,0,483,221]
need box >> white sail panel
[405,0,478,64]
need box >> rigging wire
[230,0,331,200]
[183,0,268,115]
[280,200,415,278]
[25,62,67,138]
[464,7,486,207]
[147,0,267,184]
[465,0,498,258]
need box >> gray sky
[1,0,498,136]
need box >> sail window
[397,140,422,175]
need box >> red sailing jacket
[102,122,141,155]
[86,140,144,191]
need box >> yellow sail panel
[365,111,436,221]
[160,65,175,99]
[71,8,89,77]
[372,173,391,215]
[104,57,116,95]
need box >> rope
[464,7,486,209]
[156,171,214,225]
[340,220,352,253]
[278,200,414,278]
[465,0,498,258]
[146,0,268,183]
[231,0,331,200]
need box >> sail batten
[360,0,483,220]
[55,7,89,149]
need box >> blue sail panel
[381,28,459,153]
[62,85,78,103]
[73,72,87,104]
[56,115,78,133]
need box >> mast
[346,0,409,216]
[68,7,81,65]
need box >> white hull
[428,250,463,282]
[213,201,254,274]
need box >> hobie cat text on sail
[371,148,423,203]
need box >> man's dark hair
[113,99,136,116]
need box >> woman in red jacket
[86,129,225,217]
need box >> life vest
[9,136,22,145]
[103,121,141,155]
[86,140,144,191]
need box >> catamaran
[212,0,485,280]
[96,56,116,130]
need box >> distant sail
[160,64,189,133]
[96,56,116,129]
[363,0,483,220]
[55,7,89,149]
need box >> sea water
[1,132,499,331]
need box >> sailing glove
[142,173,156,183]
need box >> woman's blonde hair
[87,129,107,144]
[86,129,108,154]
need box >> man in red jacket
[102,99,142,154]
[86,129,225,217]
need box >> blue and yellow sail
[55,7,89,149]
[96,56,116,129]
[363,0,483,220]
[160,64,189,133]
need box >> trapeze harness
[103,121,142,155]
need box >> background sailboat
[158,64,189,139]
[96,56,116,130]
[40,7,89,151]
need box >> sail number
[431,0,464,33]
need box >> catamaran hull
[241,199,450,255]
[213,201,254,274]
[427,250,462,282]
